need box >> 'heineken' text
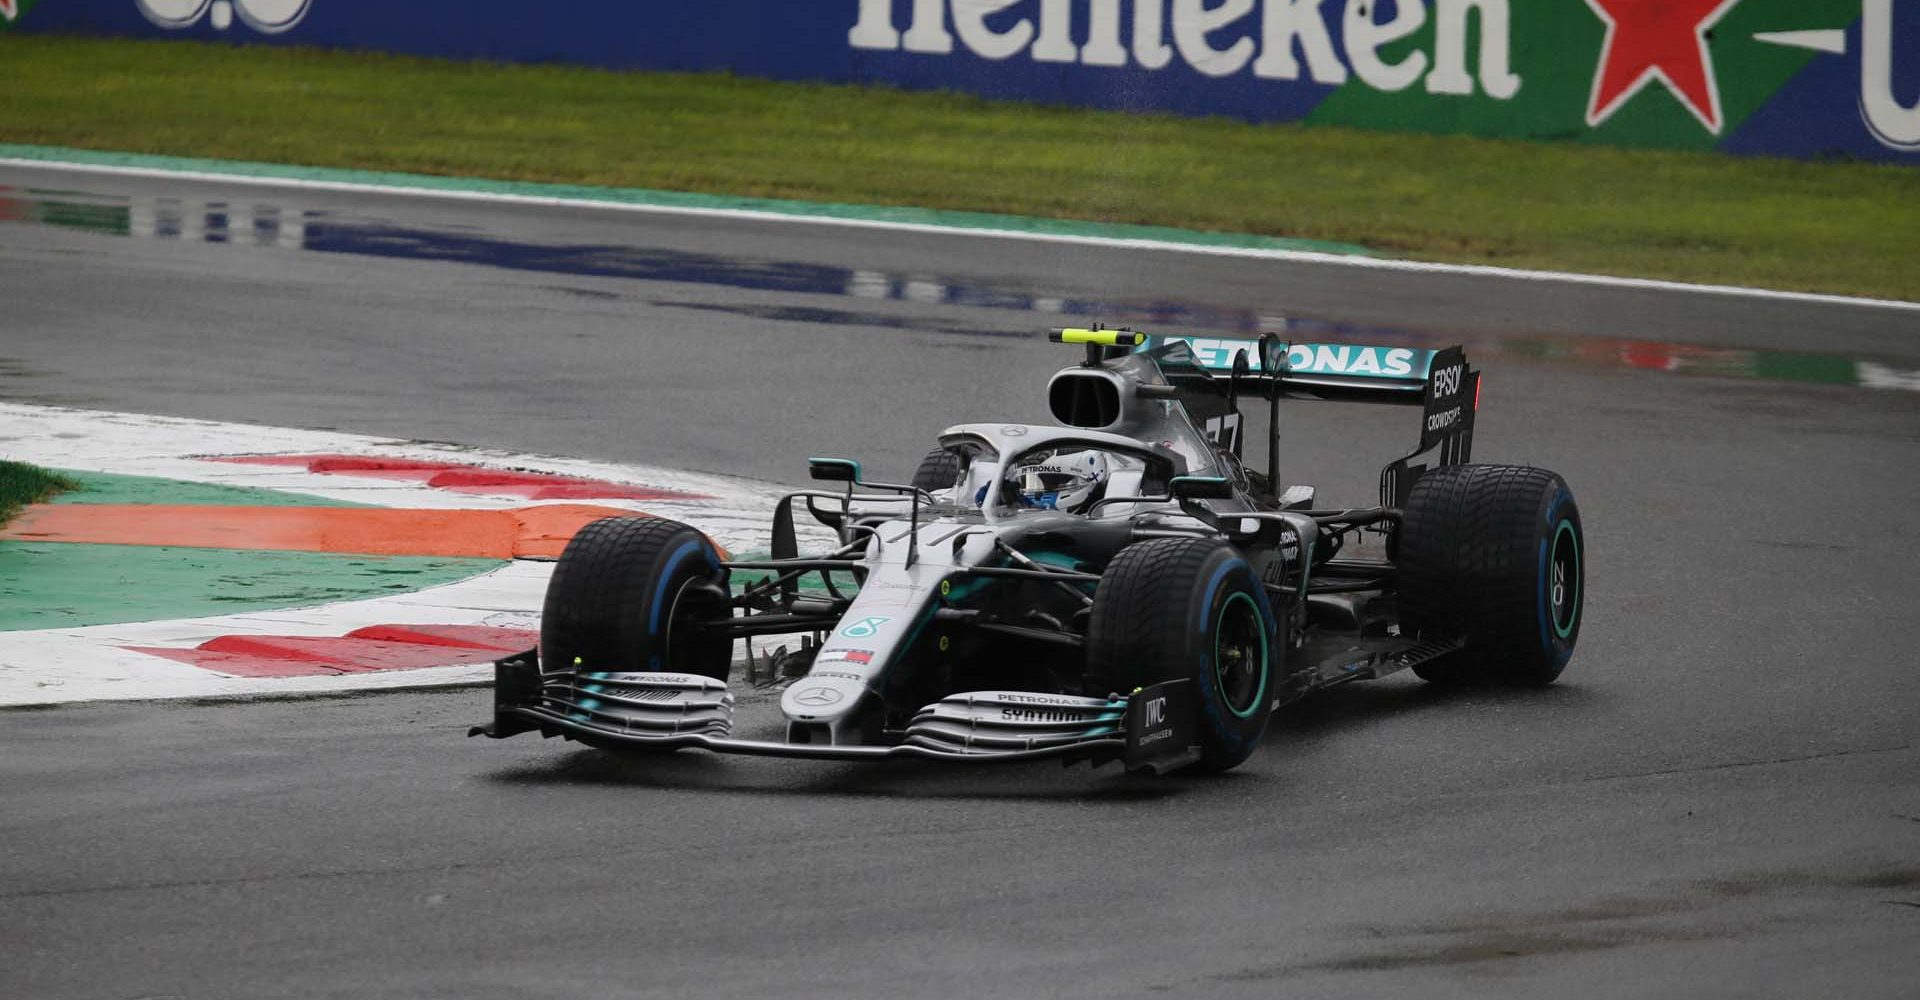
[850,0,1522,99]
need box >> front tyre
[1086,537,1278,773]
[540,516,733,680]
[1397,465,1583,686]
[911,447,966,493]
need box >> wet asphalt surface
[1,165,1917,998]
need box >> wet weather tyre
[911,447,965,493]
[540,516,733,681]
[1397,465,1583,686]
[1087,537,1278,773]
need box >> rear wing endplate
[1380,345,1478,508]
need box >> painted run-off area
[0,454,738,630]
[129,623,537,678]
[0,401,793,704]
[0,470,505,631]
[210,453,713,501]
[5,502,643,559]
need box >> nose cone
[781,675,866,723]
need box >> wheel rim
[1213,592,1269,718]
[1549,519,1581,639]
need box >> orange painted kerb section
[0,503,696,560]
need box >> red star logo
[1584,0,1744,134]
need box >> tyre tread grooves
[1399,464,1579,685]
[541,516,730,679]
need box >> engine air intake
[1048,371,1121,429]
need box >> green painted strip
[0,142,1375,257]
[49,470,365,508]
[0,541,500,631]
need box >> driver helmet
[1014,449,1109,512]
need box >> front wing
[469,651,1200,774]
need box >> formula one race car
[473,328,1584,774]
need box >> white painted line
[5,155,1916,315]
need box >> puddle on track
[6,183,1916,395]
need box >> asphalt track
[3,163,1918,998]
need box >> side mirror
[808,457,862,483]
[1257,333,1288,376]
[1169,475,1233,501]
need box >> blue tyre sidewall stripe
[1550,520,1580,640]
[649,539,706,636]
[1537,486,1579,662]
[1196,556,1274,745]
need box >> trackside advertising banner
[13,1,1919,162]
[2,1,43,30]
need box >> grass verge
[0,461,79,526]
[3,35,1917,300]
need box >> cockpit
[920,423,1215,524]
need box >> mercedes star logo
[794,686,843,707]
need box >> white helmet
[1014,449,1110,513]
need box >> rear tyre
[1397,465,1583,686]
[1087,537,1277,773]
[911,447,966,493]
[540,516,733,680]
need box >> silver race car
[472,328,1584,774]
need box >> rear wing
[1142,333,1437,402]
[1056,329,1478,507]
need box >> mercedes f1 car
[473,328,1584,774]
